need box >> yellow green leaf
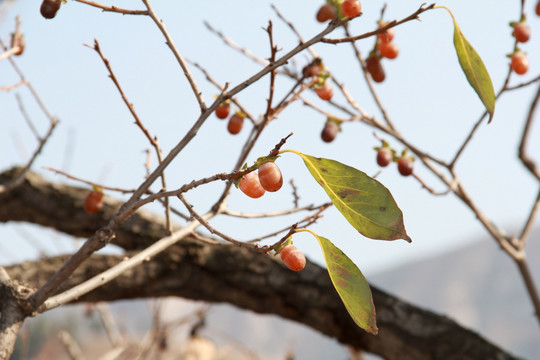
[445,7,496,122]
[299,229,378,334]
[285,150,411,242]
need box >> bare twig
[89,39,172,233]
[142,0,206,112]
[75,0,148,15]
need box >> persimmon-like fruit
[397,156,414,176]
[258,162,283,192]
[378,41,399,59]
[366,55,385,83]
[321,121,339,143]
[511,52,529,75]
[40,0,61,19]
[239,171,265,198]
[513,22,530,43]
[341,0,362,18]
[536,2,540,16]
[316,4,337,22]
[314,80,333,101]
[377,26,395,43]
[377,147,393,167]
[227,113,244,134]
[84,190,104,214]
[280,245,306,271]
[215,102,230,119]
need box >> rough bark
[0,168,520,360]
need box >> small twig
[290,179,300,208]
[222,202,329,219]
[58,331,86,360]
[96,302,123,347]
[88,39,172,233]
[271,4,319,59]
[204,21,269,67]
[0,80,26,91]
[518,82,540,179]
[75,0,148,15]
[15,93,40,140]
[178,194,268,253]
[142,0,206,112]
[322,3,436,44]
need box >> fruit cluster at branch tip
[238,161,284,198]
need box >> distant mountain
[369,228,540,360]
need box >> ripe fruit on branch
[512,22,530,43]
[258,162,283,192]
[376,147,393,167]
[227,112,245,134]
[341,0,362,19]
[215,101,230,119]
[40,0,61,19]
[316,4,336,23]
[84,190,104,214]
[280,244,306,271]
[378,41,399,60]
[397,156,414,176]
[321,120,339,143]
[377,25,395,43]
[511,51,529,75]
[239,171,266,198]
[314,79,333,101]
[366,55,385,83]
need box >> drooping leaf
[451,14,495,122]
[293,151,410,242]
[311,231,378,334]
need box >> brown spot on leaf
[379,206,386,212]
[337,188,360,199]
[320,167,328,173]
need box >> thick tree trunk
[0,168,519,360]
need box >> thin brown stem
[75,0,148,15]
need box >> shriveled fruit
[378,41,399,59]
[215,102,230,119]
[366,55,385,83]
[377,147,393,167]
[40,0,61,19]
[316,4,336,22]
[280,244,306,271]
[84,190,104,214]
[314,80,333,101]
[511,51,529,75]
[397,156,414,176]
[377,26,395,43]
[341,0,362,18]
[513,22,530,43]
[303,59,324,78]
[227,113,244,134]
[239,171,265,198]
[321,121,339,143]
[258,162,283,192]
